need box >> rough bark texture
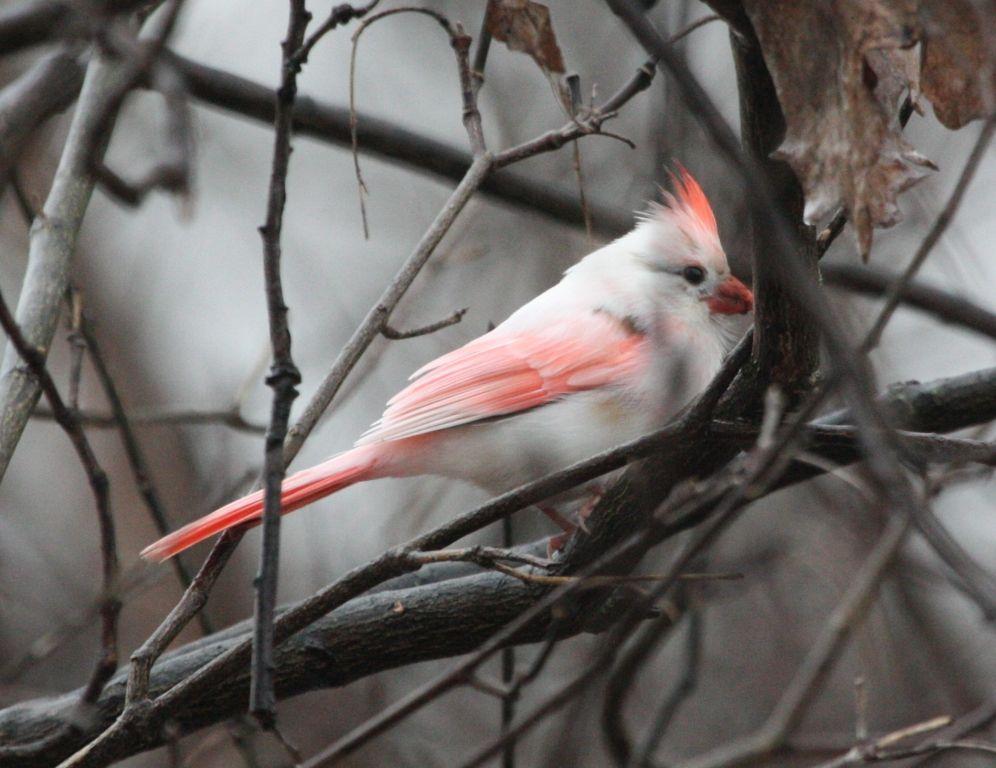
[1,368,991,768]
[731,27,821,409]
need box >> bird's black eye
[682,265,706,285]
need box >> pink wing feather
[357,311,647,445]
[142,311,647,562]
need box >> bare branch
[76,317,214,635]
[381,307,468,340]
[823,263,996,343]
[31,403,267,433]
[0,46,84,179]
[0,286,120,705]
[1,366,995,766]
[0,51,133,483]
[251,0,309,728]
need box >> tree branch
[822,263,996,342]
[0,288,119,706]
[0,51,132,483]
[1,366,994,767]
[0,46,84,180]
[250,0,308,727]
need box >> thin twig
[381,307,468,339]
[861,116,995,351]
[811,714,996,768]
[250,0,309,728]
[32,403,267,433]
[291,0,379,67]
[471,0,494,90]
[0,286,120,705]
[77,316,212,634]
[674,516,910,768]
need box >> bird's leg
[575,483,605,533]
[540,505,576,556]
[540,484,605,556]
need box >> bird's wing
[356,310,648,445]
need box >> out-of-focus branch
[822,263,996,343]
[810,713,996,768]
[0,287,120,706]
[169,51,633,234]
[0,47,84,180]
[31,403,267,433]
[0,51,132,482]
[77,318,211,635]
[861,116,994,352]
[2,365,993,767]
[672,516,909,768]
[0,0,83,55]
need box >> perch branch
[0,367,994,766]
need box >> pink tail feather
[140,445,382,562]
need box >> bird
[141,168,752,563]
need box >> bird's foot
[576,485,605,534]
[546,530,572,557]
[541,505,576,557]
[541,486,605,556]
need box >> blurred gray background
[0,1,993,765]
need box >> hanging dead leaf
[867,46,922,115]
[920,0,996,129]
[486,0,566,75]
[742,0,933,256]
[739,0,996,256]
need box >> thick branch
[730,24,819,406]
[2,366,994,767]
[0,52,131,483]
[25,47,632,235]
[0,47,84,179]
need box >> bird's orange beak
[706,276,753,315]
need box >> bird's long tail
[140,444,383,562]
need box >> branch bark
[0,46,84,180]
[250,0,308,726]
[1,366,993,768]
[0,51,132,483]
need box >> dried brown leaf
[486,0,566,75]
[743,0,934,256]
[920,0,996,129]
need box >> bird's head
[632,166,753,317]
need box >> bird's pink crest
[667,164,718,238]
[636,163,725,266]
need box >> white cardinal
[141,168,752,562]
